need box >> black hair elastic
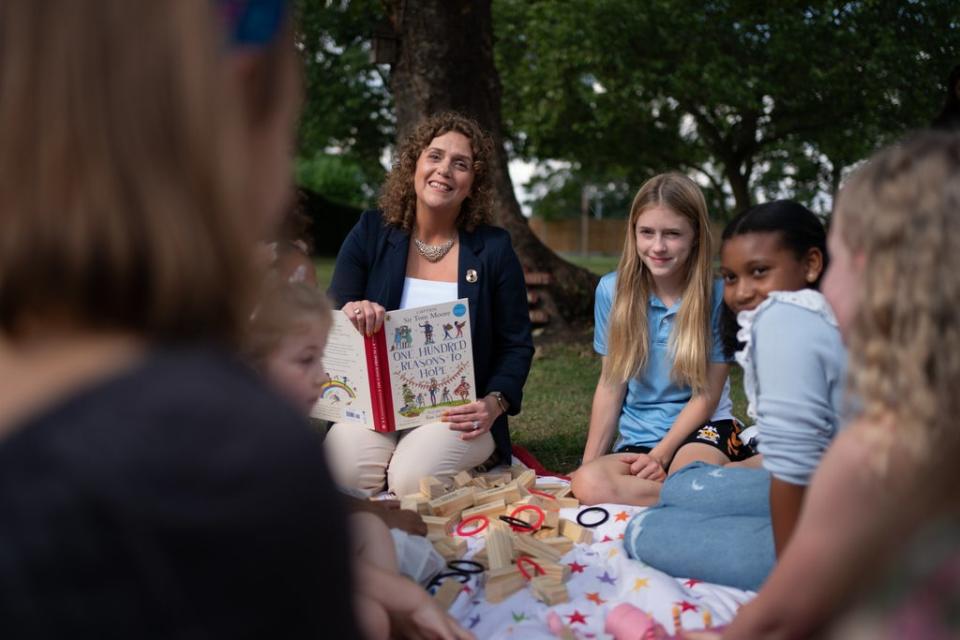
[427,571,471,591]
[576,506,610,528]
[447,559,484,575]
[498,515,534,530]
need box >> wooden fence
[528,217,727,256]
[528,217,627,255]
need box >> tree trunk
[384,0,597,329]
[724,161,753,214]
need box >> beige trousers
[324,421,495,496]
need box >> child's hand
[377,505,427,536]
[627,454,666,482]
[393,593,476,640]
[359,564,474,640]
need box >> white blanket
[441,480,755,638]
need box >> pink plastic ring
[516,556,546,581]
[508,504,545,532]
[456,514,489,537]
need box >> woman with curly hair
[688,132,960,638]
[327,111,534,496]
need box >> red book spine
[364,328,395,432]
[374,328,395,430]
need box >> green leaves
[295,0,960,217]
[294,0,391,192]
[493,0,960,216]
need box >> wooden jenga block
[508,507,545,532]
[485,566,525,603]
[428,486,477,519]
[453,470,474,488]
[432,537,466,561]
[509,465,529,479]
[432,539,457,561]
[484,521,515,570]
[557,497,580,509]
[515,494,553,510]
[537,560,571,582]
[513,532,563,563]
[543,508,560,529]
[420,476,446,499]
[539,536,575,555]
[475,484,521,507]
[537,484,571,498]
[472,547,489,567]
[460,498,506,521]
[422,514,455,537]
[515,469,536,490]
[534,481,561,492]
[470,476,489,489]
[433,578,464,609]
[478,470,512,486]
[559,518,593,544]
[530,576,569,605]
[448,536,467,556]
[400,493,431,514]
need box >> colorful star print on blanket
[442,478,754,639]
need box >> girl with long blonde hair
[572,173,738,506]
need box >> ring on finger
[354,307,362,315]
[472,421,479,431]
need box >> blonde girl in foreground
[572,173,738,507]
[689,132,960,638]
[245,282,473,640]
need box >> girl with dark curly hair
[327,111,533,496]
[690,132,960,639]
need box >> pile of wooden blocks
[400,466,596,607]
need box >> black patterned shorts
[617,419,755,462]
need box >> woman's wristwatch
[488,391,509,416]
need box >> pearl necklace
[413,236,455,262]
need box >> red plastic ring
[455,514,489,537]
[516,556,546,581]
[508,504,545,532]
[527,488,558,500]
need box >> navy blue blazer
[329,210,534,463]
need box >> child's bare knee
[571,465,607,505]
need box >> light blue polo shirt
[593,273,733,449]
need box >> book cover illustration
[311,299,476,432]
[387,299,475,429]
[313,312,375,426]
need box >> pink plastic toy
[604,603,672,640]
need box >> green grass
[508,339,599,473]
[314,257,336,289]
[314,254,748,474]
[510,340,749,474]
